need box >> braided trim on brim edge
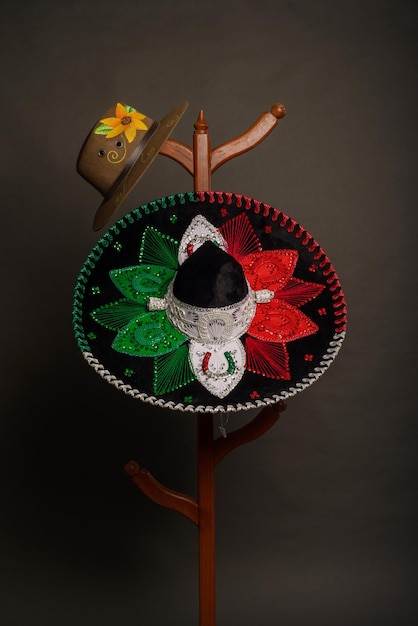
[80,331,346,414]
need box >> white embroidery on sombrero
[147,296,167,311]
[254,289,275,303]
[189,338,246,398]
[80,330,346,413]
[164,279,257,342]
[177,214,226,264]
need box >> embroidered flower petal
[276,277,325,307]
[140,227,179,269]
[91,298,146,331]
[115,102,128,119]
[104,124,125,139]
[248,300,319,343]
[240,249,299,291]
[130,111,148,130]
[219,212,262,261]
[189,338,246,398]
[123,123,137,143]
[245,336,290,380]
[100,116,122,128]
[110,265,175,303]
[178,214,226,264]
[112,311,187,357]
[153,344,196,394]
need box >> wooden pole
[126,402,286,626]
[192,109,216,626]
[197,413,216,626]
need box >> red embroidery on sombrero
[248,301,318,343]
[245,336,290,379]
[240,249,299,291]
[219,212,262,261]
[274,277,324,307]
[239,248,324,344]
[202,351,211,372]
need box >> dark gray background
[0,1,417,624]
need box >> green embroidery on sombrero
[111,310,187,358]
[153,343,196,395]
[91,299,147,331]
[72,193,199,357]
[139,226,179,269]
[109,265,175,304]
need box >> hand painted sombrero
[72,191,347,413]
[77,100,189,231]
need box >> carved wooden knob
[124,460,140,475]
[271,103,287,119]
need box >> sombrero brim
[73,191,347,414]
[92,100,189,231]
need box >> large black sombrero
[72,191,347,413]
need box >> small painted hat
[77,100,189,231]
[72,191,347,413]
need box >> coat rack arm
[211,103,286,173]
[213,401,286,466]
[125,461,199,525]
[159,139,194,175]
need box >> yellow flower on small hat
[95,103,148,143]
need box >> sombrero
[77,100,189,231]
[72,191,347,413]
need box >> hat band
[163,280,257,343]
[103,120,159,199]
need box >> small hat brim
[92,101,189,231]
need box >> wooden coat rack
[125,102,287,626]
